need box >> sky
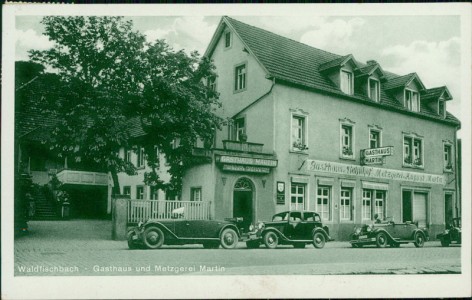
[15,15,462,126]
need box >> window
[340,188,352,221]
[136,186,144,199]
[153,145,160,169]
[341,70,353,95]
[207,76,216,92]
[123,186,131,196]
[374,191,385,220]
[235,118,245,141]
[124,149,131,163]
[303,212,315,222]
[224,31,231,48]
[290,183,305,211]
[369,129,381,149]
[405,90,420,112]
[341,124,353,157]
[289,211,302,222]
[150,186,159,200]
[291,115,306,150]
[403,135,423,167]
[444,144,453,171]
[369,78,380,102]
[235,64,246,91]
[316,186,331,221]
[438,100,445,118]
[191,187,202,202]
[137,147,145,168]
[362,190,372,220]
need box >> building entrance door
[233,178,254,231]
[413,192,428,227]
[444,193,453,225]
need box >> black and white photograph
[2,3,471,299]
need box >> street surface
[14,220,461,276]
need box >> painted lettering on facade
[222,164,270,174]
[217,155,278,167]
[306,159,445,185]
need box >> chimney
[367,60,378,65]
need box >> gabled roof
[383,72,426,91]
[318,54,358,72]
[421,86,453,102]
[356,63,385,78]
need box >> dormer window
[405,89,420,112]
[341,70,354,95]
[368,78,380,102]
[225,31,232,48]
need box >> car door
[287,212,306,240]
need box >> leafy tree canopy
[29,16,222,194]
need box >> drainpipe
[454,126,460,218]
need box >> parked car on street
[437,218,461,247]
[127,207,242,249]
[246,211,333,249]
[350,220,429,248]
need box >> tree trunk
[110,169,121,196]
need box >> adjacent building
[181,17,460,240]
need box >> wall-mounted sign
[222,164,270,174]
[276,181,285,205]
[362,156,385,165]
[306,159,445,185]
[217,155,278,167]
[362,146,394,157]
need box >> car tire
[414,232,425,248]
[127,231,139,250]
[203,241,220,249]
[220,228,238,249]
[376,232,388,248]
[313,232,326,249]
[293,243,306,249]
[143,226,165,249]
[440,239,450,247]
[246,240,260,249]
[263,232,279,249]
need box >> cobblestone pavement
[14,220,461,276]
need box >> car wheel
[313,232,326,249]
[376,232,388,248]
[220,228,238,249]
[414,232,425,248]
[263,232,279,249]
[203,241,220,249]
[127,231,139,250]
[246,240,260,249]
[440,238,450,247]
[293,243,306,249]
[143,226,165,249]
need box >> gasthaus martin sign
[216,155,278,174]
[306,159,445,185]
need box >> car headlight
[249,224,255,231]
[366,225,372,232]
[355,227,361,235]
[138,221,143,228]
[257,222,264,230]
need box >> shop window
[136,146,145,168]
[150,186,159,200]
[444,143,453,172]
[405,89,420,112]
[340,188,352,221]
[123,186,131,196]
[290,183,305,211]
[316,186,331,221]
[291,115,307,151]
[340,124,354,158]
[369,78,380,102]
[225,31,232,48]
[234,64,246,91]
[403,135,423,167]
[362,190,372,220]
[374,191,385,220]
[369,129,381,149]
[341,70,353,95]
[191,187,202,202]
[136,186,144,199]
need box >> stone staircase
[31,185,59,220]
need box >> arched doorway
[233,178,254,231]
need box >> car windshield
[272,212,288,221]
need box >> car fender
[412,228,429,240]
[312,227,330,240]
[143,221,178,239]
[218,224,241,239]
[261,227,287,240]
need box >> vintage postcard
[2,3,471,299]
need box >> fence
[127,199,212,224]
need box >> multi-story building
[181,17,460,240]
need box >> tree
[29,16,222,195]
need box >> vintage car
[437,218,461,247]
[127,208,242,249]
[246,211,333,249]
[350,221,429,248]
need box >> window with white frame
[369,78,380,102]
[207,76,217,92]
[292,115,306,151]
[224,31,232,48]
[136,186,144,199]
[191,187,202,202]
[340,188,352,221]
[341,124,354,157]
[153,145,160,169]
[374,191,385,220]
[123,186,131,196]
[405,90,420,112]
[290,183,305,211]
[125,149,131,163]
[234,117,245,141]
[362,190,372,220]
[369,129,381,149]
[316,186,331,221]
[341,70,353,95]
[150,186,159,200]
[403,135,423,167]
[444,143,453,171]
[137,146,145,168]
[234,64,246,91]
